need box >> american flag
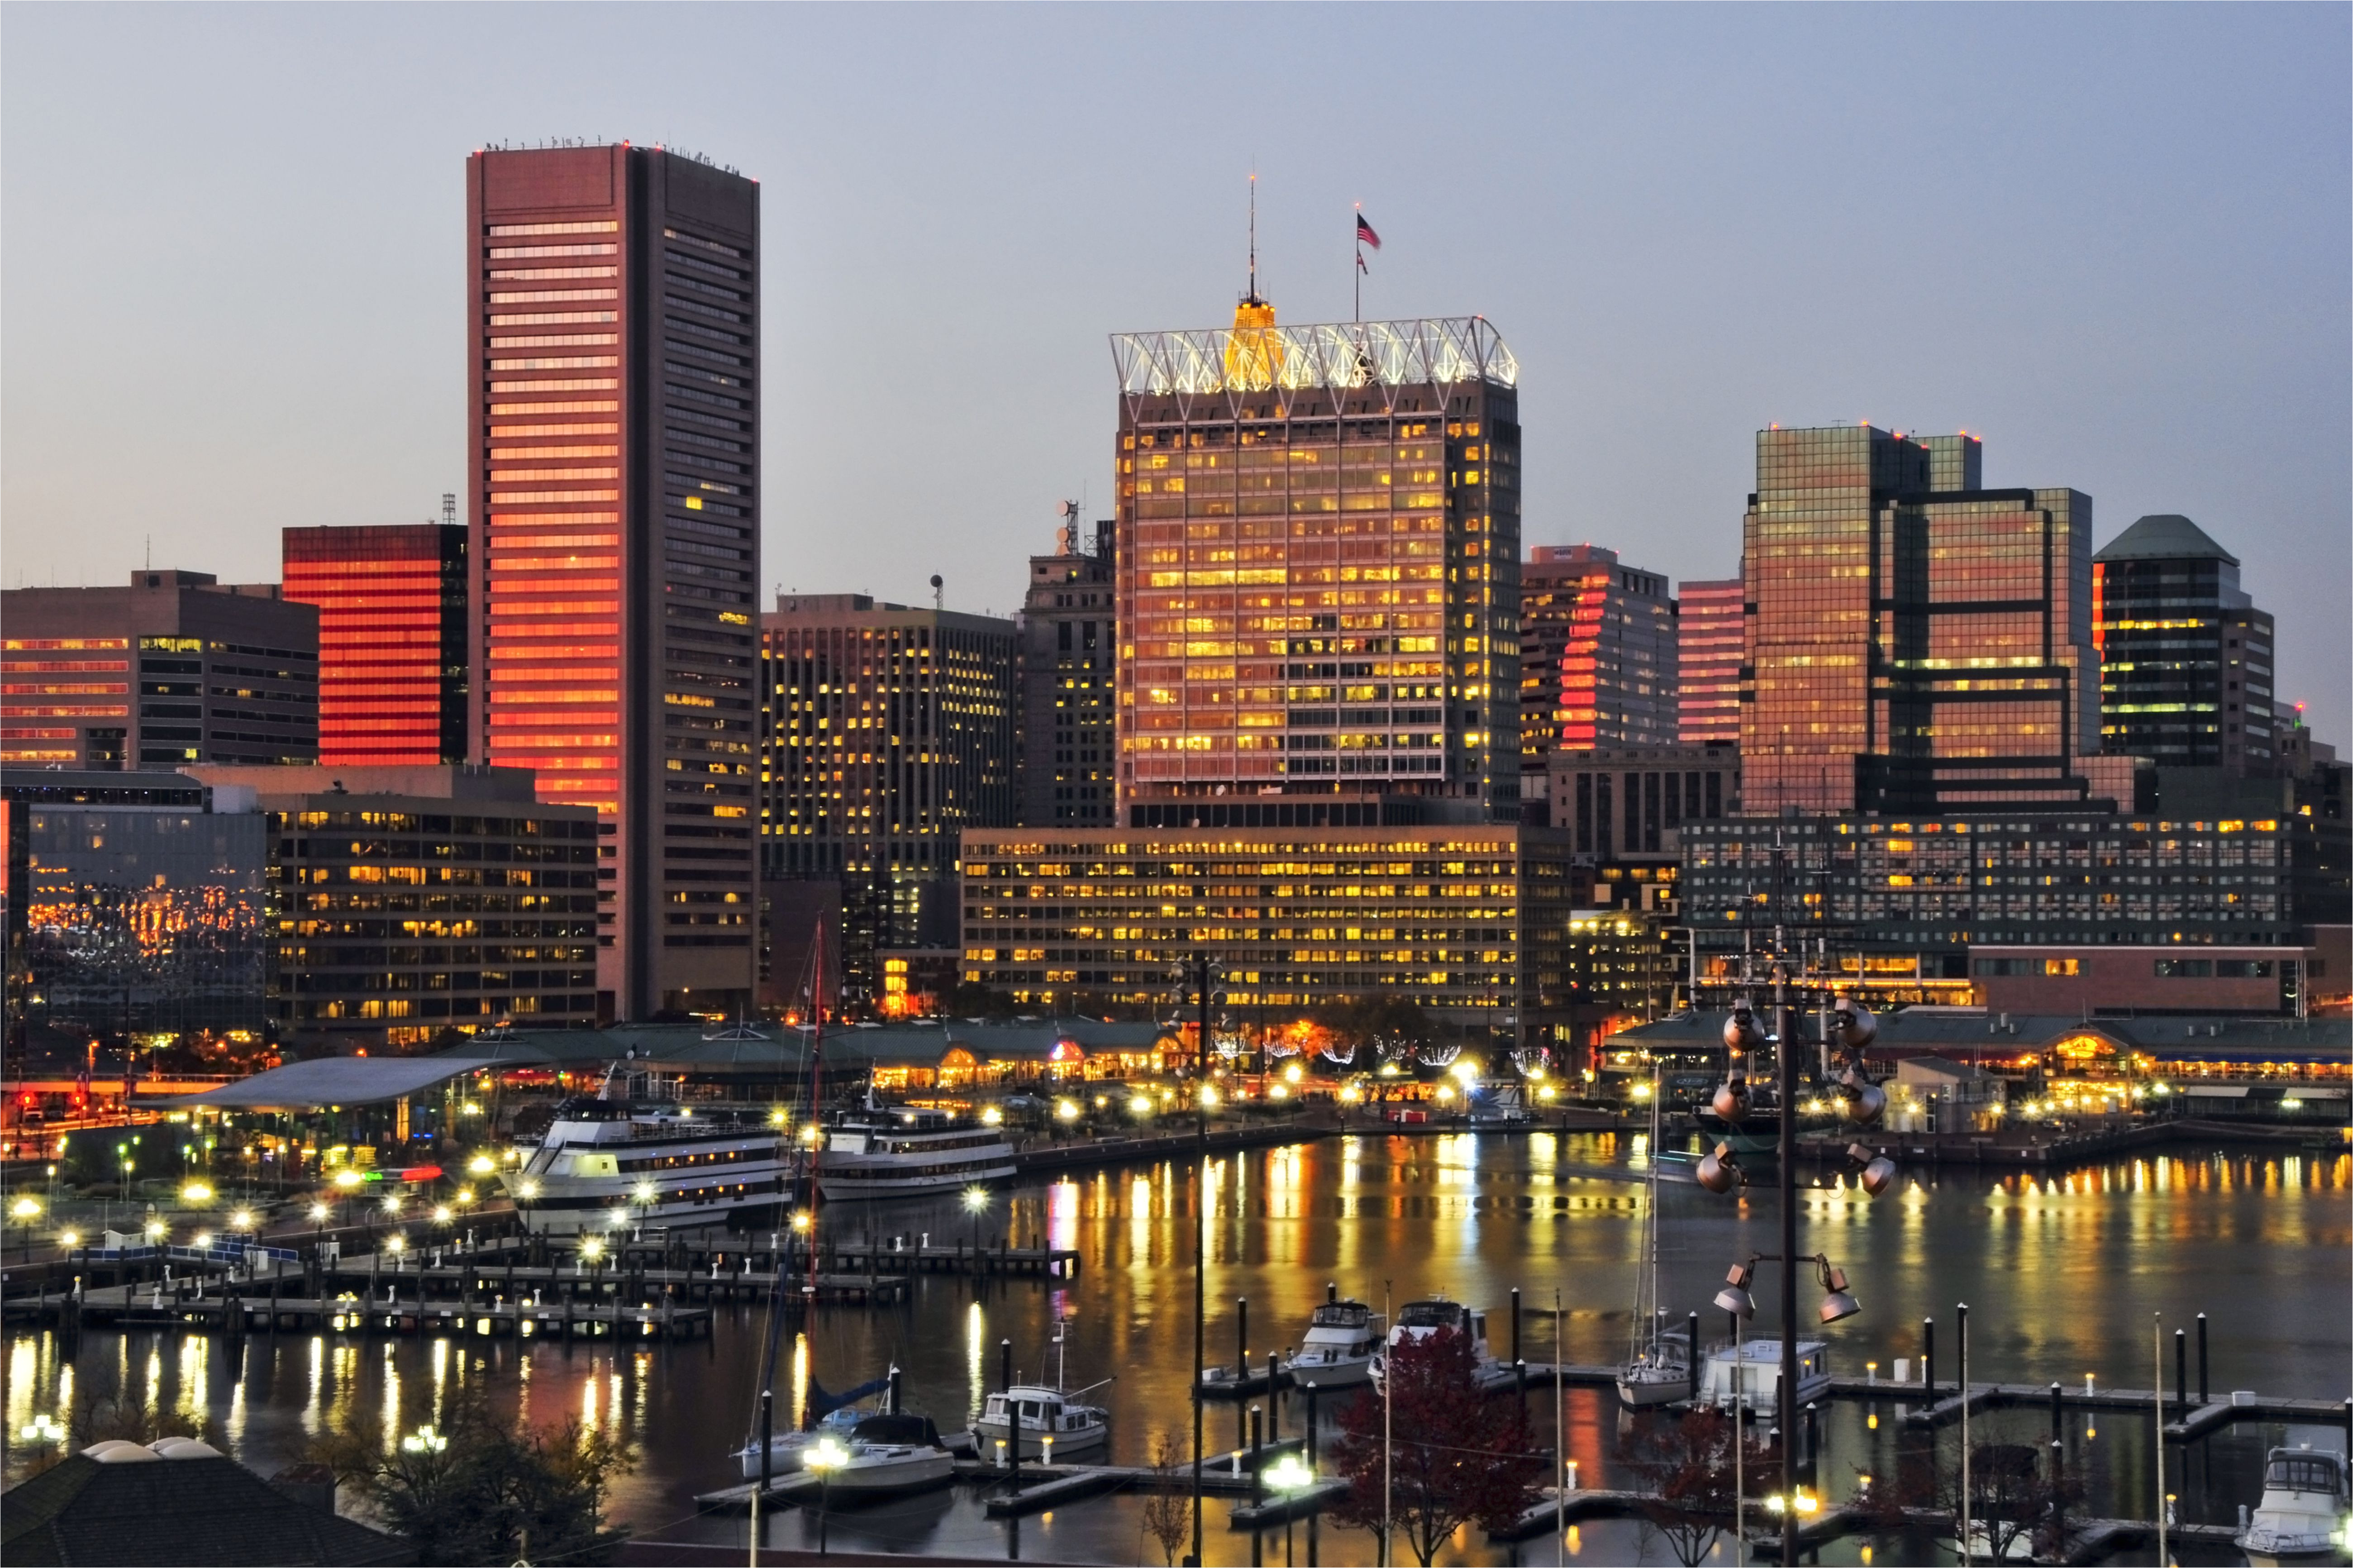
[1355,213,1382,249]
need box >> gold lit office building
[1112,306,1522,827]
[957,825,1576,1045]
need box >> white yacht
[506,1094,796,1237]
[784,1414,956,1498]
[1280,1292,1385,1391]
[1617,1322,1695,1409]
[1696,1337,1831,1414]
[734,1403,867,1480]
[1370,1298,1510,1392]
[817,1105,1015,1200]
[976,1384,1110,1463]
[2237,1444,2350,1566]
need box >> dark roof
[2094,513,2239,567]
[1,1451,412,1565]
[437,1017,1180,1076]
[157,1056,500,1110]
[1612,1010,2350,1065]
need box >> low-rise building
[185,765,600,1049]
[958,825,1578,1052]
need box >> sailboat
[1618,1063,1692,1408]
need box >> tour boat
[817,1103,1016,1200]
[2236,1445,2351,1566]
[506,1092,795,1237]
[976,1383,1110,1462]
[1280,1292,1385,1391]
[1369,1298,1510,1392]
[1695,1337,1832,1414]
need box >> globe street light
[805,1435,849,1557]
[962,1184,989,1257]
[1265,1450,1317,1567]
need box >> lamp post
[1171,951,1223,1568]
[805,1435,848,1558]
[1265,1450,1315,1568]
[11,1195,42,1262]
[962,1184,988,1261]
[1695,975,1889,1568]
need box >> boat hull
[818,1158,1016,1201]
[1283,1357,1374,1392]
[1616,1372,1689,1409]
[973,1419,1109,1462]
[807,1449,956,1497]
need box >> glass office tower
[1112,309,1521,826]
[283,522,468,766]
[1742,425,2106,814]
[2094,513,2277,776]
[1018,514,1119,827]
[466,143,760,1021]
[1517,543,1675,791]
[1675,576,1743,744]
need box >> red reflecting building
[282,523,467,766]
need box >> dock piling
[2196,1314,2208,1406]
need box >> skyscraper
[466,143,761,1022]
[1741,425,2110,814]
[1517,543,1675,795]
[1017,509,1119,827]
[1,572,318,771]
[1112,305,1522,827]
[759,593,1016,1002]
[283,519,468,766]
[1675,576,1742,745]
[2094,514,2277,775]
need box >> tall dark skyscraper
[1,572,318,771]
[1740,424,2117,815]
[2094,514,2277,776]
[1112,305,1522,827]
[1018,508,1119,827]
[283,520,468,766]
[1675,576,1743,745]
[1517,543,1675,799]
[466,143,761,1022]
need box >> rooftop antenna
[443,493,456,527]
[1057,499,1080,556]
[930,574,944,611]
[1243,172,1262,306]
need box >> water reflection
[1,1136,2342,1564]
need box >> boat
[1279,1287,1384,1392]
[1695,1336,1832,1414]
[1619,1065,1693,1408]
[734,1372,892,1479]
[1370,1298,1510,1392]
[2236,1444,2351,1566]
[786,1413,956,1498]
[505,1087,796,1238]
[816,1101,1016,1201]
[976,1383,1110,1462]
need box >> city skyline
[4,7,2345,743]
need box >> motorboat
[1617,1323,1695,1409]
[784,1414,956,1498]
[507,1089,796,1237]
[817,1103,1016,1200]
[1369,1298,1510,1392]
[1280,1290,1384,1392]
[976,1383,1110,1463]
[2237,1444,2351,1566]
[1696,1337,1831,1414]
[734,1403,865,1480]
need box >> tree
[1858,1430,2082,1565]
[310,1388,634,1566]
[1617,1408,1746,1568]
[1139,1430,1191,1568]
[1326,1326,1544,1567]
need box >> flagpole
[1353,202,1362,323]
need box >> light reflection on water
[0,1134,2342,1564]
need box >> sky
[4,4,2346,742]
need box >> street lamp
[1265,1451,1317,1567]
[400,1423,448,1454]
[1169,951,1224,1568]
[229,1208,254,1233]
[805,1435,849,1557]
[11,1196,42,1261]
[962,1185,989,1256]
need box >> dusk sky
[5,4,2346,739]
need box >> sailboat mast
[805,921,827,1300]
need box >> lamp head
[1710,1077,1751,1123]
[1714,1264,1757,1320]
[1836,1068,1887,1125]
[1833,997,1878,1049]
[1696,1142,1743,1195]
[1848,1144,1897,1197]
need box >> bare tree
[1140,1430,1191,1568]
[1618,1408,1778,1568]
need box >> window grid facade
[1115,309,1522,826]
[283,524,468,767]
[2093,515,2276,776]
[1018,522,1119,827]
[1518,544,1674,786]
[467,144,761,1019]
[1676,577,1743,744]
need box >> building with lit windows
[760,594,1017,1004]
[1019,514,1119,827]
[957,825,1577,1049]
[1112,307,1522,827]
[1517,544,1675,815]
[1676,576,1743,745]
[186,764,598,1050]
[1,572,318,771]
[1740,425,2130,815]
[283,519,468,767]
[2093,514,2277,776]
[3,768,267,1040]
[465,143,761,1022]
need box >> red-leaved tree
[1326,1326,1545,1566]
